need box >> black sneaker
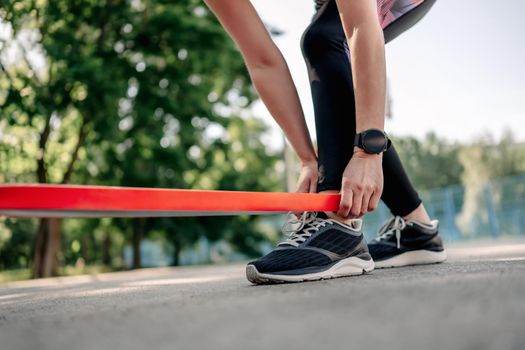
[246,211,374,284]
[368,216,447,268]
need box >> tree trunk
[81,234,90,262]
[32,218,62,278]
[132,218,144,269]
[32,115,88,278]
[103,233,111,266]
[61,117,88,184]
[33,113,56,278]
[172,239,181,266]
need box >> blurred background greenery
[1,0,524,281]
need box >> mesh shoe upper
[249,212,370,274]
[249,248,332,274]
[308,229,364,255]
[368,216,444,261]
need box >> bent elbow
[246,49,284,71]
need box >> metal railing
[362,173,525,241]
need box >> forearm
[349,23,386,133]
[203,0,316,164]
[336,0,386,133]
[248,59,316,164]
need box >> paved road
[1,240,525,350]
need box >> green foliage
[458,130,525,185]
[1,0,524,276]
[393,130,525,191]
[0,0,281,272]
[0,218,36,269]
[392,132,463,190]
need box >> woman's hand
[337,148,383,219]
[295,160,318,194]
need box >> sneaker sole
[374,250,447,269]
[246,256,375,284]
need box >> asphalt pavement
[1,239,525,350]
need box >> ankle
[324,211,353,225]
[402,203,431,225]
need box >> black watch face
[362,129,387,154]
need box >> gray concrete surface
[1,239,525,350]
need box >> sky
[249,0,525,147]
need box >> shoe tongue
[278,212,328,248]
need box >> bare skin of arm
[333,0,387,219]
[204,0,318,193]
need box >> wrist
[297,150,317,166]
[356,126,384,133]
[353,146,382,159]
[354,128,391,155]
[300,156,317,166]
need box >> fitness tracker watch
[353,128,391,154]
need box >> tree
[456,130,525,234]
[392,132,463,190]
[1,0,282,276]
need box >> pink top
[315,0,425,29]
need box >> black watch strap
[354,129,391,154]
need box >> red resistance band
[0,184,341,218]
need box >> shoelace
[373,215,407,249]
[279,211,331,247]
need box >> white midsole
[374,249,447,268]
[254,256,375,282]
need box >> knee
[302,24,333,61]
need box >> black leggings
[301,0,423,217]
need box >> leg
[301,0,424,220]
[301,0,355,195]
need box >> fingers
[295,182,307,193]
[368,188,382,212]
[337,154,383,218]
[309,179,317,193]
[294,171,316,217]
[337,182,353,218]
[360,193,369,218]
[339,182,381,219]
[356,184,381,217]
[350,191,363,218]
[296,176,318,194]
[295,175,310,193]
[360,183,379,216]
